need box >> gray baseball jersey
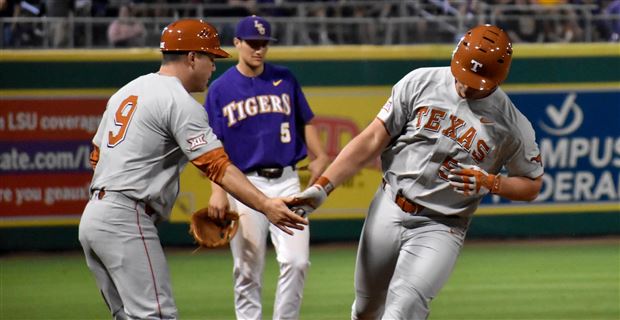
[352,67,544,320]
[91,73,222,219]
[377,66,543,216]
[80,72,222,319]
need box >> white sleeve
[169,95,222,161]
[504,108,544,179]
[92,108,109,147]
[377,75,416,137]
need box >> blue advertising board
[481,90,620,213]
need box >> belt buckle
[257,167,284,179]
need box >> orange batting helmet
[160,19,230,58]
[451,24,512,91]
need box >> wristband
[490,174,502,194]
[315,176,335,195]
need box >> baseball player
[78,19,307,320]
[291,24,544,319]
[203,16,329,320]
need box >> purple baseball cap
[235,15,277,41]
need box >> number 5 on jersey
[281,122,291,143]
[108,95,138,147]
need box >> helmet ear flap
[450,25,512,91]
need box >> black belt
[93,189,156,216]
[255,167,285,179]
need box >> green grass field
[1,238,618,320]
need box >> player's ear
[186,51,197,67]
[233,37,242,48]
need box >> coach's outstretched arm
[192,147,307,235]
[289,119,391,216]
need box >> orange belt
[394,193,424,214]
[382,179,424,214]
[94,189,156,216]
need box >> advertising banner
[1,88,617,225]
[0,99,105,223]
[487,90,619,214]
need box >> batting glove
[288,176,334,217]
[448,163,502,196]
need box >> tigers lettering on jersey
[413,106,491,163]
[222,94,292,127]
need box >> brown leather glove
[189,207,239,248]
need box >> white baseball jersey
[91,73,222,219]
[377,67,543,216]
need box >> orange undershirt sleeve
[89,144,100,170]
[191,147,232,184]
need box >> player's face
[454,80,496,100]
[236,38,269,69]
[190,52,216,92]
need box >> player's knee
[279,257,310,274]
[384,283,430,320]
[233,264,262,284]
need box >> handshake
[286,163,503,218]
[287,176,334,217]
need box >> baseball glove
[189,208,239,248]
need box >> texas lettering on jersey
[413,106,491,163]
[222,93,292,127]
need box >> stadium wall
[1,44,619,251]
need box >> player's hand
[207,188,230,220]
[448,163,501,196]
[262,198,308,235]
[286,184,329,217]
